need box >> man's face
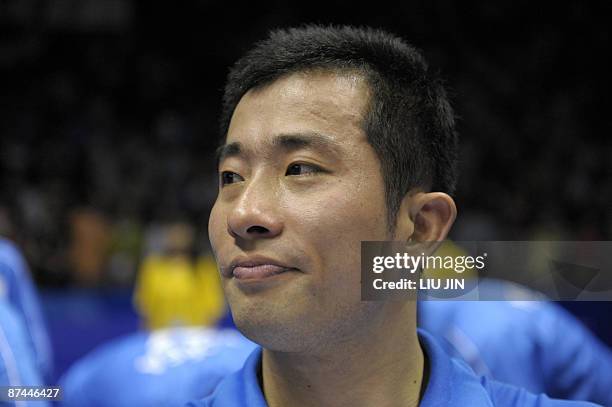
[209,70,397,351]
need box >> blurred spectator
[68,208,112,286]
[420,297,612,406]
[0,300,51,407]
[59,327,256,407]
[0,238,53,382]
[107,218,143,286]
[134,222,224,330]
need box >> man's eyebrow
[215,142,241,166]
[271,132,342,155]
[215,132,342,165]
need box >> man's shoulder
[186,347,265,407]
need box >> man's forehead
[259,68,369,95]
[226,70,370,148]
[235,70,368,120]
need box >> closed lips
[232,264,294,279]
[226,257,299,279]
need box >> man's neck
[261,304,424,407]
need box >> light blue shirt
[0,300,50,407]
[60,328,257,407]
[187,329,600,407]
[0,238,52,381]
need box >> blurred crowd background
[0,0,610,381]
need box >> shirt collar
[202,329,492,407]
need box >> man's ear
[405,191,457,255]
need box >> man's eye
[285,163,322,176]
[220,171,244,186]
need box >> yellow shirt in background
[134,254,225,330]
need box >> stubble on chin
[230,294,385,355]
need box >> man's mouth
[227,255,299,280]
[232,264,294,280]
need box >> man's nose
[227,177,283,240]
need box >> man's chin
[230,306,319,353]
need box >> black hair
[220,25,458,228]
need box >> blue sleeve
[0,301,51,407]
[481,376,602,407]
[534,303,612,406]
[0,239,53,382]
[420,299,612,406]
